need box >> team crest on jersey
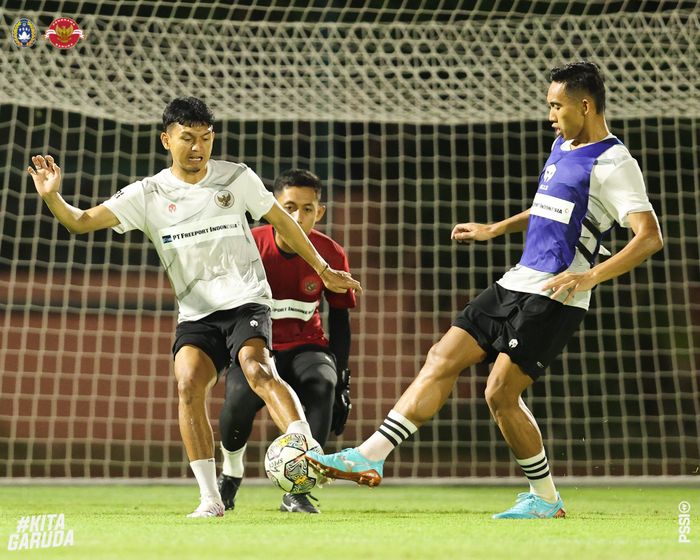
[543,164,557,183]
[12,18,38,48]
[215,190,234,208]
[168,203,177,213]
[302,275,321,295]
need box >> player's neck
[570,118,610,149]
[170,165,208,184]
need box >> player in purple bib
[520,135,621,273]
[306,61,664,519]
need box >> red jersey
[253,225,356,351]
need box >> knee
[175,366,210,404]
[318,377,335,398]
[422,343,462,381]
[303,377,335,402]
[240,358,272,393]
[484,380,518,416]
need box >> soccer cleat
[279,492,320,514]
[186,497,225,518]
[492,492,566,519]
[305,448,384,487]
[217,474,242,511]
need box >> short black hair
[162,97,215,131]
[273,169,323,198]
[549,61,606,113]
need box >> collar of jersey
[559,133,616,152]
[164,160,214,188]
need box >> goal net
[1,1,698,480]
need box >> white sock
[189,458,220,501]
[285,419,312,441]
[220,443,246,478]
[515,449,558,503]
[358,410,418,462]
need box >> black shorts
[172,303,272,373]
[453,283,586,380]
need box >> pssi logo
[12,18,38,48]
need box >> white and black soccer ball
[264,433,322,494]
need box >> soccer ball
[264,433,322,494]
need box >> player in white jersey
[306,62,663,518]
[27,97,361,518]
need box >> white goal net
[1,0,698,480]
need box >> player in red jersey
[218,169,356,513]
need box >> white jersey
[497,135,655,310]
[102,160,275,322]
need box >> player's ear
[160,131,170,151]
[315,204,326,222]
[581,97,590,116]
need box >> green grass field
[0,484,697,559]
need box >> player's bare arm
[543,210,663,304]
[28,154,120,234]
[451,209,530,243]
[263,201,362,294]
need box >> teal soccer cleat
[492,492,566,519]
[305,448,384,487]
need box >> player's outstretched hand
[28,155,62,197]
[320,267,362,294]
[542,271,597,304]
[451,222,496,243]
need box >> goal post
[0,1,698,480]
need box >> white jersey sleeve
[240,168,275,220]
[592,155,654,228]
[101,181,147,233]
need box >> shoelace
[288,493,320,508]
[514,492,533,503]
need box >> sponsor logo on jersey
[530,193,574,224]
[12,18,38,48]
[270,298,318,321]
[214,190,234,208]
[44,18,84,49]
[159,215,243,249]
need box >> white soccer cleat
[186,497,225,518]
